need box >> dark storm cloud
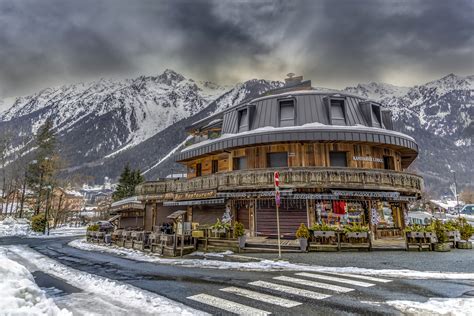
[0,0,472,97]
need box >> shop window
[267,152,288,168]
[329,151,347,167]
[211,159,218,173]
[195,163,202,177]
[233,157,247,170]
[383,156,395,170]
[238,109,248,132]
[330,100,346,125]
[372,105,381,128]
[279,100,295,127]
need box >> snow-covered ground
[0,249,71,315]
[0,216,86,238]
[1,245,206,315]
[69,238,474,280]
[387,297,474,316]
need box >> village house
[110,75,423,253]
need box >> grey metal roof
[175,126,418,163]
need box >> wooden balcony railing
[136,167,423,198]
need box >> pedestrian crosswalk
[186,271,393,315]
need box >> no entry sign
[274,171,280,206]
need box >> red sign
[274,171,280,206]
[274,171,280,188]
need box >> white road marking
[326,273,392,283]
[249,280,331,300]
[187,293,271,315]
[220,287,302,308]
[274,276,354,293]
[295,272,375,287]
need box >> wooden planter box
[405,231,432,251]
[406,232,424,238]
[313,231,336,238]
[434,242,451,252]
[457,241,473,249]
[346,232,368,239]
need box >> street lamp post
[452,171,459,207]
[44,185,52,235]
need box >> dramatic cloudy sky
[0,0,473,97]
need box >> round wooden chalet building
[135,76,423,239]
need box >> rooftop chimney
[284,73,303,87]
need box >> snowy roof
[182,122,416,153]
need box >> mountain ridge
[0,71,472,197]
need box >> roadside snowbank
[4,245,206,315]
[0,249,71,315]
[0,217,85,238]
[0,216,31,237]
[387,297,474,315]
[69,238,474,280]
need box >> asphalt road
[2,236,473,315]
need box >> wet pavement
[1,236,473,315]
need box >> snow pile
[4,245,205,315]
[0,216,31,237]
[387,297,474,316]
[0,250,71,315]
[0,217,86,238]
[69,239,474,280]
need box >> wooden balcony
[136,167,423,198]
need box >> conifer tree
[113,164,144,201]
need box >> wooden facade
[185,142,403,179]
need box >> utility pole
[452,171,459,207]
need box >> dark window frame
[266,152,289,168]
[195,163,202,177]
[278,98,296,127]
[211,159,219,173]
[238,108,249,132]
[329,98,347,126]
[233,157,247,170]
[371,104,382,128]
[329,151,348,167]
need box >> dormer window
[371,105,382,128]
[238,108,249,132]
[330,100,346,125]
[279,100,295,127]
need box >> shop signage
[352,156,383,163]
[217,190,292,198]
[174,190,217,201]
[164,192,175,200]
[163,198,225,206]
[332,190,400,199]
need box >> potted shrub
[457,218,474,249]
[295,223,310,251]
[234,221,246,248]
[433,220,451,252]
[210,219,230,237]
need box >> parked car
[459,204,474,224]
[95,220,114,232]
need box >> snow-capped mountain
[0,71,471,197]
[0,70,282,182]
[0,69,228,159]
